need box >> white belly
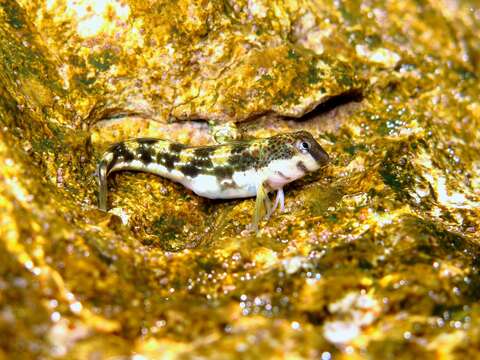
[112,161,268,199]
[184,169,265,199]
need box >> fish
[96,131,330,231]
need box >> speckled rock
[1,1,480,359]
[17,0,364,125]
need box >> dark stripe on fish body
[193,146,213,158]
[137,138,159,145]
[190,156,214,168]
[297,160,308,173]
[276,171,290,180]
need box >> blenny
[97,131,329,230]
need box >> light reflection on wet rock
[1,0,480,358]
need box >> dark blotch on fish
[179,164,200,177]
[108,143,134,172]
[170,142,186,153]
[190,156,214,168]
[137,146,153,164]
[231,144,249,154]
[214,166,234,179]
[159,152,180,169]
[228,153,256,171]
[297,160,308,173]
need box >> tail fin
[97,152,114,211]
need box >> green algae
[1,0,480,358]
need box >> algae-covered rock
[1,0,480,358]
[17,0,363,124]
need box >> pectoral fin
[267,188,284,219]
[252,181,271,232]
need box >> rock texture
[1,0,480,358]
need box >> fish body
[97,131,329,229]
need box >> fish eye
[296,139,310,152]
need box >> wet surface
[1,0,480,358]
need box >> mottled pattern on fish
[97,131,330,230]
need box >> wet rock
[1,0,480,358]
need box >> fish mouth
[310,144,330,166]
